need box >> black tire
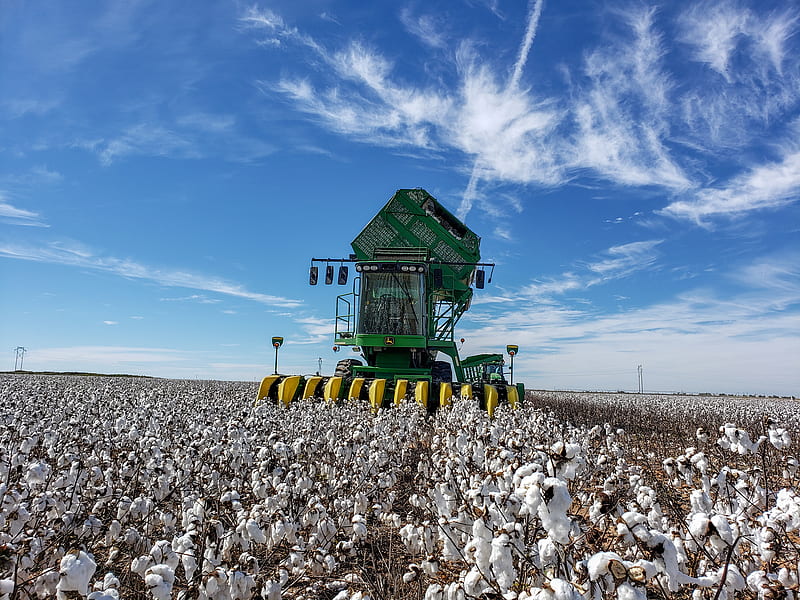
[431,360,452,383]
[334,358,362,379]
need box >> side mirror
[337,266,348,285]
[309,266,318,285]
[325,265,334,285]
[475,269,485,289]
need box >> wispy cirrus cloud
[92,120,276,166]
[242,2,800,226]
[0,193,48,227]
[463,252,800,394]
[660,146,800,224]
[677,2,800,149]
[678,0,798,80]
[520,240,663,300]
[399,8,447,49]
[0,240,302,308]
[571,6,690,191]
[243,2,686,217]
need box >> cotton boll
[25,461,51,486]
[88,592,119,600]
[150,540,179,570]
[145,564,175,600]
[587,551,625,582]
[57,549,97,598]
[783,456,798,480]
[245,519,267,544]
[422,556,439,576]
[261,579,281,600]
[351,514,368,541]
[539,478,572,544]
[616,581,646,600]
[463,567,487,597]
[228,570,256,600]
[131,555,154,576]
[424,583,443,600]
[769,426,791,450]
[490,533,516,591]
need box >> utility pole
[14,347,27,371]
[637,364,643,393]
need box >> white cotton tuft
[261,579,281,600]
[616,581,646,600]
[144,564,174,600]
[246,518,268,544]
[57,550,97,598]
[769,426,791,450]
[539,478,572,544]
[490,533,516,591]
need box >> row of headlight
[354,263,426,273]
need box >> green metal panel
[351,189,481,284]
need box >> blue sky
[1,0,798,395]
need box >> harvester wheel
[334,358,363,378]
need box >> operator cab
[354,262,426,336]
[484,363,507,383]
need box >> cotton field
[1,375,799,600]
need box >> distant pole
[14,347,26,371]
[637,364,643,393]
[317,357,323,376]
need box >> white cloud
[463,269,800,395]
[242,3,800,229]
[97,123,197,165]
[0,241,303,308]
[519,240,663,300]
[678,1,748,79]
[103,320,118,325]
[161,294,221,304]
[678,1,798,79]
[399,8,447,49]
[660,148,800,224]
[586,240,662,277]
[0,193,48,227]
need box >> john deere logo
[384,336,395,345]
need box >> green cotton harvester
[256,188,524,416]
